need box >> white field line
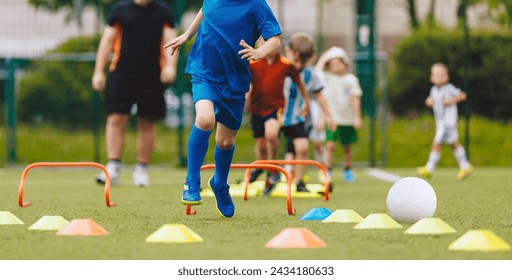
[367,168,402,183]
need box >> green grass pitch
[0,166,511,260]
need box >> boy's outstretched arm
[425,96,434,108]
[443,91,467,105]
[164,8,204,55]
[239,36,281,61]
[315,49,330,71]
[313,92,336,131]
[161,25,178,83]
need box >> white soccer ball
[386,177,437,223]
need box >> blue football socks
[185,125,212,189]
[213,144,235,187]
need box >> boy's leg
[249,138,266,182]
[453,144,470,169]
[417,143,440,178]
[426,143,442,172]
[249,114,267,182]
[133,117,156,187]
[343,144,356,182]
[293,137,310,192]
[96,113,128,185]
[264,118,282,185]
[183,100,215,205]
[264,118,281,161]
[452,142,473,180]
[210,123,236,217]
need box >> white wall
[0,0,98,57]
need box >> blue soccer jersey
[185,0,281,93]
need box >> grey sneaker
[96,162,121,185]
[268,172,281,185]
[133,165,149,187]
[249,168,264,183]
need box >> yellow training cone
[322,209,364,223]
[354,213,403,229]
[405,218,457,235]
[145,224,204,243]
[448,230,511,251]
[29,215,69,231]
[0,211,24,225]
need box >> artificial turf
[0,166,511,260]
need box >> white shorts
[434,125,458,144]
[308,100,326,142]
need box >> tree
[28,0,203,32]
[407,0,420,30]
[487,0,512,29]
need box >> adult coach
[92,0,178,187]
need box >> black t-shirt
[107,0,175,75]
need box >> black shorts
[282,122,308,154]
[251,110,279,138]
[105,67,166,119]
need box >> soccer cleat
[267,171,281,185]
[296,180,310,192]
[133,165,149,187]
[343,169,356,182]
[263,183,276,196]
[457,165,474,181]
[416,166,432,179]
[249,168,264,183]
[181,182,202,205]
[318,182,334,196]
[208,177,235,218]
[96,162,121,185]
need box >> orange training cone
[56,219,109,236]
[265,228,326,248]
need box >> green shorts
[326,125,358,145]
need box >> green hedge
[17,36,101,128]
[388,29,512,120]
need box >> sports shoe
[96,162,121,185]
[249,168,264,183]
[416,166,432,179]
[208,177,235,217]
[263,183,276,196]
[457,165,474,181]
[343,169,356,182]
[268,171,281,185]
[181,182,202,205]
[318,182,333,196]
[296,180,310,192]
[133,165,149,187]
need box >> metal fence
[0,53,390,167]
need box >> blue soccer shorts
[191,76,246,131]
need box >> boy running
[165,0,282,217]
